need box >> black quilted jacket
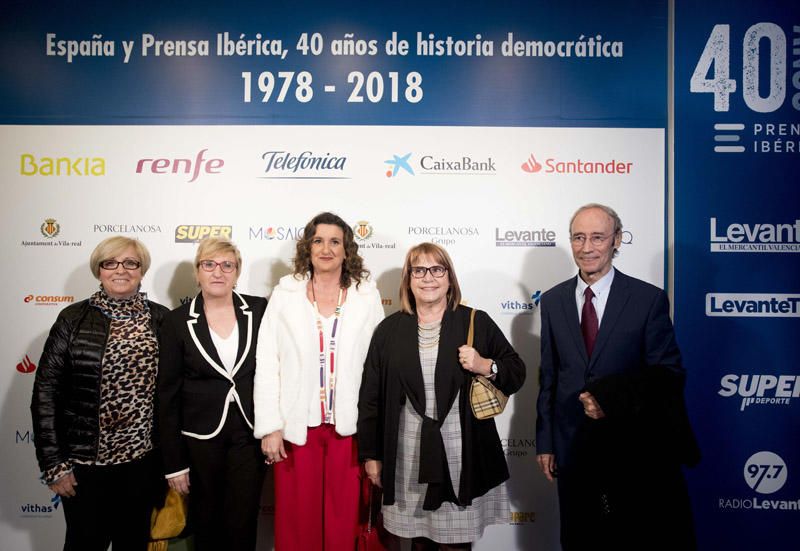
[30,297,169,473]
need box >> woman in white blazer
[254,212,384,551]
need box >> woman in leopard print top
[31,236,170,551]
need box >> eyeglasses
[410,265,448,279]
[570,233,616,247]
[198,260,237,273]
[99,259,141,270]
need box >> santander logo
[521,154,543,173]
[17,355,36,374]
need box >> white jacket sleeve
[253,289,285,438]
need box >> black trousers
[185,408,265,551]
[61,452,157,551]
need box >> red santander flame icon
[521,154,543,173]
[17,355,36,374]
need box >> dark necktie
[581,287,599,357]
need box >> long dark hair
[293,212,370,288]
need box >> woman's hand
[458,345,492,376]
[49,472,78,497]
[167,473,191,496]
[261,431,288,464]
[365,459,382,488]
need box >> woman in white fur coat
[254,212,384,551]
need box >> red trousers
[274,424,362,551]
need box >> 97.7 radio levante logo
[719,451,799,512]
[690,22,799,154]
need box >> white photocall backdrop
[1,125,664,550]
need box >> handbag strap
[466,308,476,347]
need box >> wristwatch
[489,360,498,377]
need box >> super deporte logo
[718,374,799,411]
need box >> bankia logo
[384,153,415,177]
[22,219,82,248]
[20,154,105,176]
[175,225,232,243]
[706,293,800,317]
[248,225,304,241]
[500,291,542,314]
[136,149,224,183]
[520,152,632,175]
[260,150,349,179]
[718,451,799,512]
[709,217,800,252]
[418,154,496,175]
[719,374,799,411]
[16,355,36,374]
[495,227,556,247]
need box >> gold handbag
[466,309,508,419]
[148,487,187,551]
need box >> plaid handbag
[466,308,508,419]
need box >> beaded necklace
[312,280,344,424]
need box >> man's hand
[536,453,556,482]
[579,392,606,419]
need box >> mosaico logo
[24,294,74,306]
[136,149,224,183]
[709,217,800,252]
[407,225,480,246]
[353,220,397,250]
[20,153,105,176]
[260,150,349,179]
[520,152,633,175]
[417,153,496,175]
[22,218,82,248]
[718,451,799,512]
[719,374,799,411]
[248,225,304,241]
[495,226,556,247]
[706,293,800,317]
[93,223,163,234]
[175,225,232,243]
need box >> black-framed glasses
[410,265,448,279]
[570,233,616,247]
[99,259,141,270]
[198,260,237,273]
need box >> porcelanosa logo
[93,224,162,234]
[706,293,800,317]
[520,153,633,175]
[248,225,304,241]
[407,226,480,247]
[260,150,349,179]
[495,227,556,247]
[418,154,496,175]
[719,374,799,411]
[709,217,800,252]
[718,451,799,512]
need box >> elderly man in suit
[535,204,698,550]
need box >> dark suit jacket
[535,269,698,470]
[157,292,267,475]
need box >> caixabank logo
[719,374,799,411]
[709,217,800,252]
[718,451,799,512]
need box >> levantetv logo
[495,227,556,247]
[706,294,800,317]
[719,374,799,411]
[260,150,349,179]
[710,217,800,252]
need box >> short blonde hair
[89,236,151,279]
[194,237,242,277]
[399,242,462,315]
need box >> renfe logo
[136,149,223,182]
[709,217,800,252]
[705,293,800,317]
